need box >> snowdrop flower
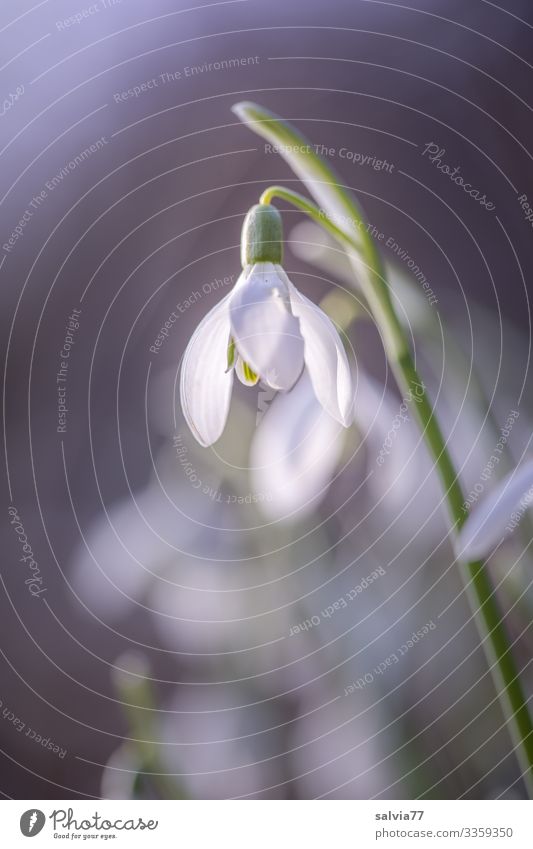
[455,459,533,562]
[180,204,353,446]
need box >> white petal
[229,263,304,390]
[180,294,233,446]
[455,459,533,561]
[251,373,345,521]
[281,271,353,425]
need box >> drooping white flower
[455,459,533,562]
[180,204,353,446]
[250,372,345,521]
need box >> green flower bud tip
[240,203,283,267]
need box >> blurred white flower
[250,372,345,522]
[250,369,437,529]
[455,459,533,562]
[180,261,353,447]
[147,558,250,655]
[69,451,239,620]
[250,312,533,565]
[288,681,395,799]
[158,685,285,799]
[70,485,192,619]
[101,744,140,799]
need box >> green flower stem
[260,186,407,361]
[261,185,533,796]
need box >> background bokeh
[1,0,533,800]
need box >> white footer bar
[2,799,532,847]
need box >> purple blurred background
[1,0,533,800]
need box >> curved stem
[261,185,533,797]
[260,186,407,361]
